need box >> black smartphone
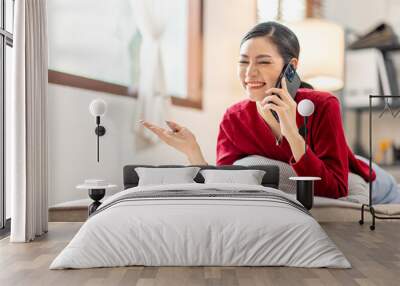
[270,63,301,123]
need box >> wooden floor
[1,222,400,286]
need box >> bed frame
[123,165,280,189]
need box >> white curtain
[9,0,48,242]
[132,0,170,142]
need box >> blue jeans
[356,155,400,204]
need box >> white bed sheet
[50,183,351,269]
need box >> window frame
[48,0,204,110]
[1,0,14,233]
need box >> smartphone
[270,63,301,123]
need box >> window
[48,0,203,109]
[257,0,322,21]
[1,0,14,234]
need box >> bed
[49,162,400,223]
[50,165,350,269]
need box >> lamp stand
[304,117,308,156]
[94,116,106,162]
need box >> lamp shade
[297,99,315,116]
[285,19,345,91]
[89,99,107,117]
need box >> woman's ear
[289,58,299,70]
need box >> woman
[141,21,400,203]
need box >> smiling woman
[142,21,378,200]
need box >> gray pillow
[200,169,266,185]
[234,155,297,193]
[235,155,370,204]
[135,167,201,186]
[340,172,368,204]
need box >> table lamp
[298,98,315,157]
[286,18,345,92]
[292,99,319,210]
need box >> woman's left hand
[259,77,299,139]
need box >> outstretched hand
[140,120,201,159]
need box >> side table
[76,180,117,216]
[289,176,321,210]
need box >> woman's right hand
[140,120,207,165]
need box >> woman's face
[238,37,286,102]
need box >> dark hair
[241,21,313,89]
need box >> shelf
[380,163,400,168]
[348,44,400,52]
[378,45,400,52]
[345,100,400,112]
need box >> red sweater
[216,88,376,199]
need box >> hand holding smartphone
[269,62,301,123]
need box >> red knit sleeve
[289,96,349,199]
[216,114,242,166]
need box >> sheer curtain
[132,0,170,142]
[9,0,48,242]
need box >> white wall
[48,0,257,206]
[48,85,136,205]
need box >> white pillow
[200,169,266,185]
[135,167,201,186]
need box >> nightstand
[76,180,117,216]
[289,176,321,210]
